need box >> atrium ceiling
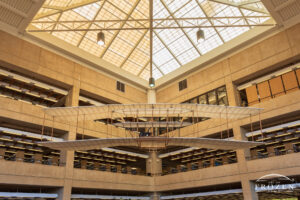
[1,0,300,88]
[28,0,273,80]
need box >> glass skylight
[30,0,272,81]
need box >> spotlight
[149,77,155,88]
[97,31,105,46]
[196,29,205,42]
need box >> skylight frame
[30,0,273,82]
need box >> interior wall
[0,31,148,104]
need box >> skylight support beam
[30,16,273,32]
[99,0,142,58]
[208,0,268,14]
[33,16,271,24]
[160,0,202,56]
[238,7,251,27]
[27,23,275,32]
[50,12,63,33]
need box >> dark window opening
[116,81,125,92]
[179,79,187,91]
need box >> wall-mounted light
[97,31,105,46]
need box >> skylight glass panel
[157,29,184,46]
[200,1,226,17]
[73,3,100,20]
[176,47,200,65]
[128,48,149,67]
[37,8,56,15]
[215,5,242,17]
[97,3,126,21]
[132,0,149,19]
[108,0,133,14]
[69,0,85,6]
[159,59,180,74]
[152,65,163,79]
[153,48,174,66]
[153,0,169,18]
[139,66,150,80]
[137,32,150,54]
[60,10,86,23]
[219,27,249,42]
[153,33,165,54]
[175,1,205,18]
[122,60,143,75]
[164,0,191,13]
[52,30,83,46]
[153,0,163,16]
[102,50,126,67]
[109,37,134,58]
[167,35,194,56]
[118,30,144,46]
[79,37,104,57]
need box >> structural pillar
[65,83,80,107]
[226,81,240,106]
[147,89,157,136]
[227,82,256,199]
[57,180,72,200]
[146,151,162,176]
[241,178,258,200]
[227,81,251,170]
[58,83,80,200]
[233,126,250,173]
[150,192,160,200]
[147,89,156,104]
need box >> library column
[57,82,80,200]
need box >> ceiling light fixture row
[97,29,205,47]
